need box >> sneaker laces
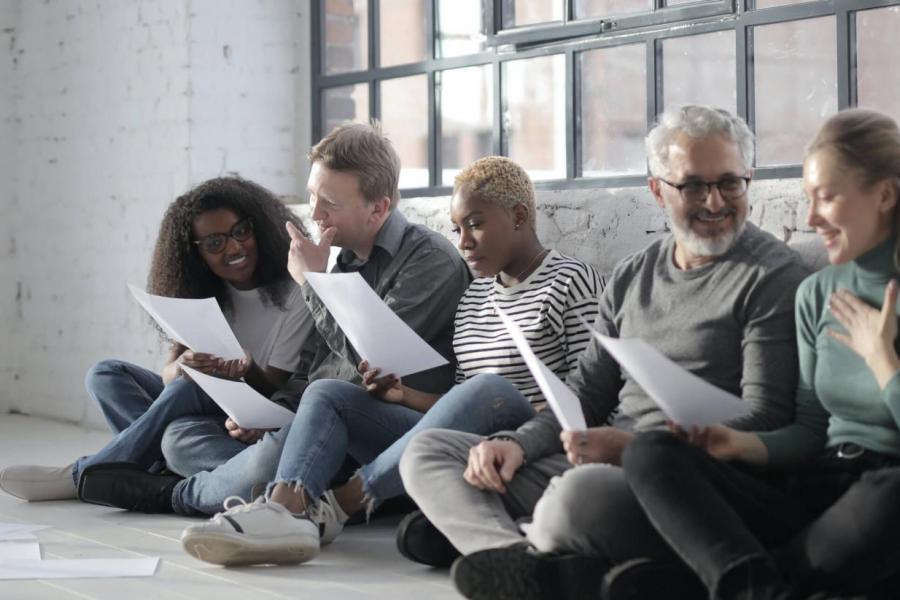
[210,495,266,522]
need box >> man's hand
[560,427,633,466]
[286,221,336,285]
[463,439,524,493]
[359,360,404,404]
[224,417,267,444]
[668,421,768,465]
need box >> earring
[514,223,521,230]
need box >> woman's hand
[224,417,267,444]
[828,282,900,389]
[668,421,768,465]
[560,427,633,466]
[358,360,404,404]
[215,353,252,381]
[178,350,219,375]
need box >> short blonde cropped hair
[454,156,536,228]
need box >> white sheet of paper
[0,541,41,560]
[578,318,747,427]
[128,284,244,360]
[495,306,587,431]
[305,272,448,378]
[180,365,294,429]
[0,524,47,541]
[0,557,159,580]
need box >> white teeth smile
[227,256,247,266]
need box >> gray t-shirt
[225,282,313,374]
[504,222,811,462]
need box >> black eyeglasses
[192,218,254,254]
[659,176,751,203]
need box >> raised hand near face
[828,282,900,388]
[286,221,336,285]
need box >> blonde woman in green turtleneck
[601,109,900,600]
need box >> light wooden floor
[0,415,460,599]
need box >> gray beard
[667,204,746,257]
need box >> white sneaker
[0,464,76,501]
[310,489,349,545]
[181,496,320,566]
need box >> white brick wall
[0,0,21,416]
[1,0,309,428]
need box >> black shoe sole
[78,462,180,513]
[395,510,460,568]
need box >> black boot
[395,509,461,568]
[78,462,182,513]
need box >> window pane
[574,0,653,19]
[441,65,494,185]
[754,17,837,166]
[580,44,647,176]
[501,0,564,28]
[438,0,487,58]
[379,0,427,67]
[753,0,811,9]
[663,30,736,115]
[504,55,567,181]
[857,6,900,124]
[381,75,429,188]
[321,84,369,136]
[323,0,367,75]
[666,0,709,5]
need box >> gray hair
[646,105,755,178]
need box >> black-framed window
[312,0,900,197]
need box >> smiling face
[803,149,896,264]
[650,132,750,268]
[192,208,259,290]
[307,161,388,256]
[450,186,520,278]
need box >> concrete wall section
[189,0,307,198]
[295,180,825,276]
[9,0,193,426]
[0,0,21,415]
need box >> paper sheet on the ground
[128,284,244,360]
[0,524,48,541]
[0,540,41,560]
[305,272,448,378]
[496,306,587,431]
[181,365,294,429]
[578,317,747,427]
[0,557,159,579]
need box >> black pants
[622,431,900,598]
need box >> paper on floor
[128,284,245,360]
[305,272,449,378]
[578,317,747,427]
[181,365,295,429]
[0,540,41,560]
[0,524,48,541]
[496,306,587,431]
[0,557,159,580]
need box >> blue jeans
[171,373,536,516]
[75,361,238,483]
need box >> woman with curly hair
[0,177,314,503]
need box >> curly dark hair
[147,177,307,311]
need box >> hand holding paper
[576,316,747,428]
[304,272,448,379]
[180,365,294,429]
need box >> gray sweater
[502,223,811,462]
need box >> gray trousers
[400,428,672,560]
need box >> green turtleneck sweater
[759,237,900,465]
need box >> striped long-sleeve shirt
[452,250,604,408]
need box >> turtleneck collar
[854,236,898,281]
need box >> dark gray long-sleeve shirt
[501,223,811,462]
[275,209,472,408]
